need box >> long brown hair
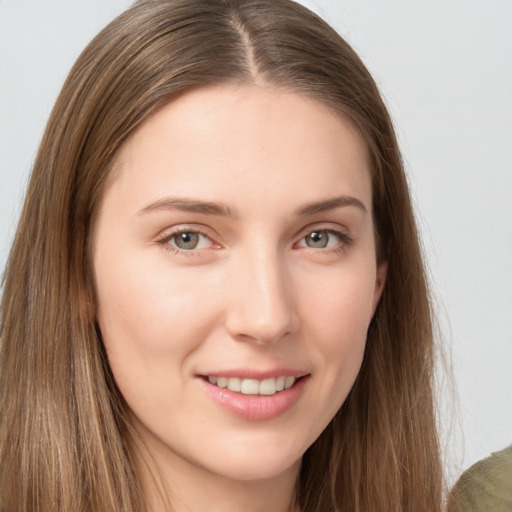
[0,0,443,510]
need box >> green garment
[448,445,512,512]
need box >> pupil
[175,232,199,249]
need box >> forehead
[106,84,371,215]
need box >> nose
[224,248,300,345]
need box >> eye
[304,230,332,248]
[158,229,214,252]
[296,229,349,250]
[173,232,203,250]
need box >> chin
[206,453,302,482]
[184,432,305,482]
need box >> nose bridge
[225,244,298,344]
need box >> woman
[0,0,444,510]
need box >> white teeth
[227,377,241,392]
[259,378,277,395]
[284,376,295,389]
[241,379,260,395]
[208,376,297,395]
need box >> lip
[198,372,310,421]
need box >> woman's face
[93,84,386,483]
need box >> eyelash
[155,226,353,256]
[296,228,354,254]
[156,227,216,256]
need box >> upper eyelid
[156,224,216,240]
[294,222,350,239]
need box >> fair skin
[93,84,386,512]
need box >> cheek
[94,248,228,406]
[94,266,205,418]
[96,250,213,346]
[302,263,376,345]
[299,264,376,409]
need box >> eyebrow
[137,197,236,217]
[296,195,368,216]
[137,194,367,218]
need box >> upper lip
[198,369,310,380]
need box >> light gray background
[1,0,511,484]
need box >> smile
[207,376,297,395]
[201,373,309,420]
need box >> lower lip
[200,376,309,421]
